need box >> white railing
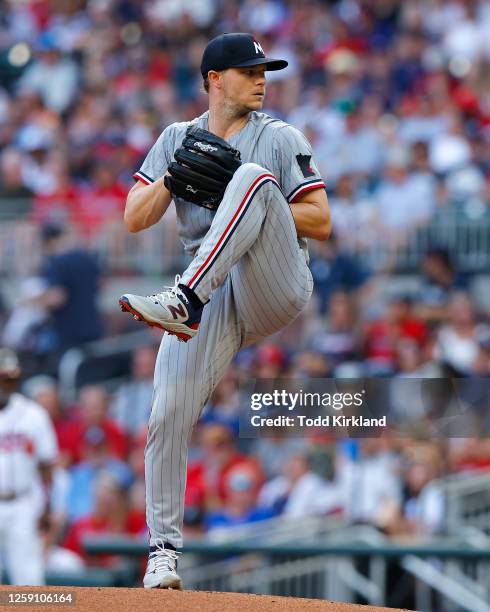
[205,514,345,545]
[82,527,490,610]
[443,472,490,535]
[0,207,187,277]
[402,556,490,612]
[352,208,490,272]
[2,204,490,277]
[57,328,156,403]
[179,525,490,611]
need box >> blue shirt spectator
[41,223,103,351]
[310,233,370,314]
[205,507,274,530]
[67,426,133,521]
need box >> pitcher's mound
[0,586,410,611]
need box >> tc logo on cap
[253,41,264,55]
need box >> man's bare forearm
[124,177,172,232]
[290,189,331,241]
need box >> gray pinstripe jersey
[137,112,326,550]
[133,111,325,255]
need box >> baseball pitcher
[119,33,330,589]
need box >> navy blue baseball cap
[201,33,288,78]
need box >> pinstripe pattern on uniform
[146,280,242,548]
[232,180,312,341]
[134,111,324,258]
[187,172,278,291]
[140,111,324,551]
[145,163,313,548]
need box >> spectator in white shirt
[435,291,486,376]
[373,146,435,247]
[110,345,157,437]
[380,443,445,536]
[17,32,79,114]
[258,453,340,518]
[336,438,402,527]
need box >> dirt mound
[0,586,410,611]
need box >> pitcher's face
[219,65,267,113]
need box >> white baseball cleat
[119,275,202,342]
[143,541,183,589]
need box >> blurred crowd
[0,0,489,242]
[14,342,490,574]
[1,0,490,576]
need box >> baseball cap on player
[0,348,21,380]
[201,33,288,78]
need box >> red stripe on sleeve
[133,172,152,185]
[188,173,276,288]
[290,182,326,203]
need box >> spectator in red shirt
[30,161,81,227]
[185,422,262,515]
[63,472,145,565]
[205,462,271,531]
[253,342,289,379]
[449,437,490,473]
[317,16,368,64]
[364,294,427,373]
[60,385,127,465]
[74,161,127,237]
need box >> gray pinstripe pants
[145,163,313,547]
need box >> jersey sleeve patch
[296,154,316,178]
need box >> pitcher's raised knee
[226,162,279,193]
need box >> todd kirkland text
[251,414,387,428]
